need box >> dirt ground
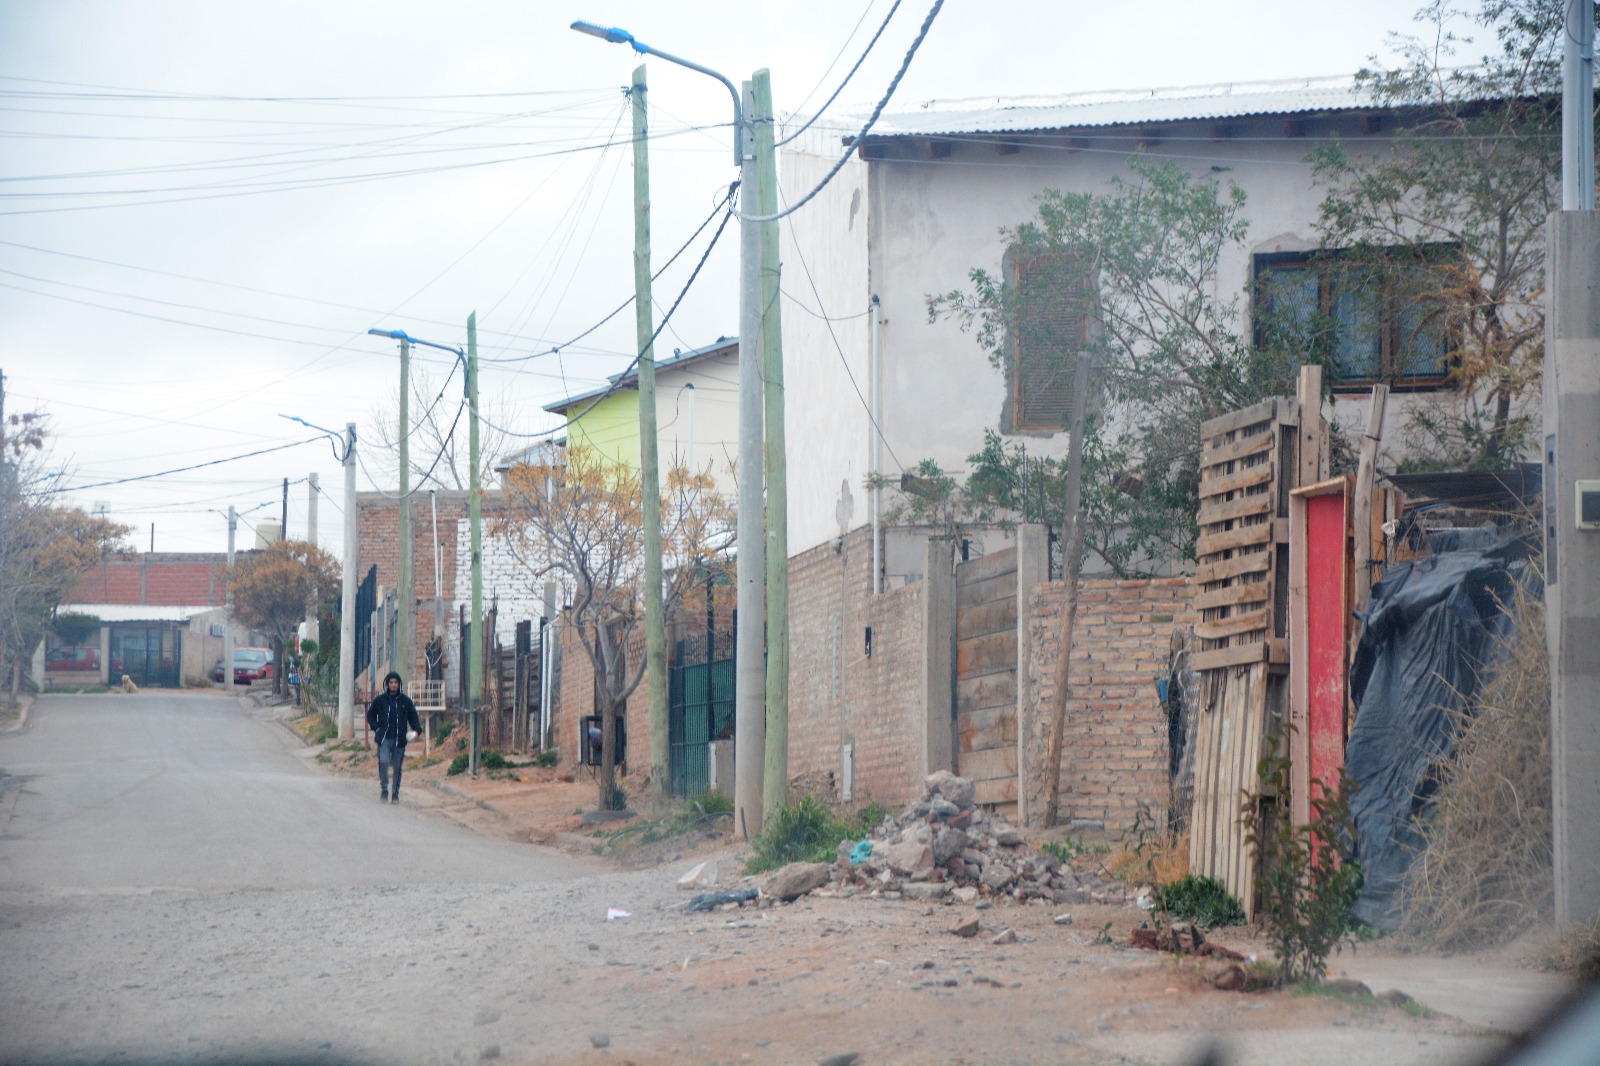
[284,717,1577,1065]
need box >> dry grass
[1106,830,1191,886]
[1536,917,1600,980]
[1399,585,1552,949]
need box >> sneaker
[380,790,389,802]
[390,793,400,804]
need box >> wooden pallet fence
[1186,367,1328,915]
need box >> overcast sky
[1,0,1471,557]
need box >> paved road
[0,692,616,1065]
[0,691,579,895]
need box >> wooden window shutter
[1011,252,1090,431]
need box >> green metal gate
[668,657,734,799]
[110,624,180,688]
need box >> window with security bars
[1008,251,1092,432]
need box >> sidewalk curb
[429,777,505,817]
[1,693,34,735]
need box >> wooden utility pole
[1351,384,1388,616]
[467,314,484,778]
[754,68,790,821]
[631,65,670,812]
[1043,351,1093,826]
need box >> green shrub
[746,795,878,874]
[434,718,454,743]
[481,749,509,770]
[447,753,469,776]
[1157,875,1246,927]
[305,714,338,745]
[534,749,559,768]
[1244,754,1363,984]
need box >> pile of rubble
[814,771,1132,906]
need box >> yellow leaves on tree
[496,442,734,808]
[227,540,341,689]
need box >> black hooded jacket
[366,671,422,746]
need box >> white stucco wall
[781,111,1428,557]
[780,135,874,556]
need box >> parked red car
[45,646,100,672]
[211,647,274,685]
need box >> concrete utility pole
[306,473,320,645]
[1547,0,1600,926]
[224,506,237,696]
[396,337,413,682]
[753,69,789,821]
[734,79,767,840]
[467,313,484,778]
[632,64,671,812]
[564,18,761,831]
[338,426,358,739]
[281,477,289,544]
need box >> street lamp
[569,21,742,162]
[368,323,482,774]
[570,19,767,835]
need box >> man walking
[367,671,421,804]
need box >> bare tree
[366,363,524,491]
[494,442,734,811]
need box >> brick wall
[1024,577,1196,832]
[70,553,230,607]
[787,524,928,808]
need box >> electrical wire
[785,0,881,121]
[777,0,903,147]
[739,0,944,224]
[472,191,737,441]
[60,437,322,492]
[476,183,738,365]
[780,186,903,473]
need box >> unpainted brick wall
[70,553,230,607]
[787,524,927,808]
[1025,577,1196,832]
[552,618,653,792]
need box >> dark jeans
[378,738,406,795]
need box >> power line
[785,0,881,120]
[59,437,322,492]
[777,0,903,148]
[474,190,737,442]
[739,0,944,224]
[780,187,904,474]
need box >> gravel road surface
[0,693,1553,1066]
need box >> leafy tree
[929,157,1304,575]
[1306,0,1588,469]
[227,540,341,697]
[0,411,128,703]
[496,442,733,811]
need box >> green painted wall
[564,388,639,470]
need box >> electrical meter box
[1577,480,1600,530]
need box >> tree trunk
[598,689,617,811]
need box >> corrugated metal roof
[542,335,737,414]
[852,75,1377,138]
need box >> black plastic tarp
[1345,531,1532,929]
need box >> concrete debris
[824,772,1131,907]
[588,1033,610,1049]
[950,916,981,938]
[990,928,1017,945]
[1052,913,1074,925]
[817,1054,861,1066]
[764,862,832,902]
